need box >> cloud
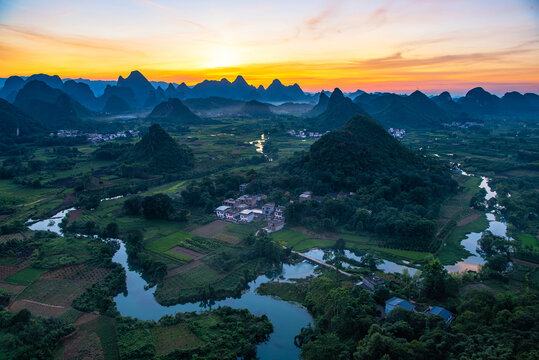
[305,2,341,30]
[0,24,146,54]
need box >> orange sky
[1,0,538,95]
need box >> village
[51,129,140,143]
[215,186,287,233]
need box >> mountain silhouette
[117,70,155,107]
[312,88,368,130]
[307,92,329,117]
[102,95,131,113]
[0,98,44,137]
[0,76,25,102]
[147,98,202,125]
[13,80,85,129]
[125,123,194,172]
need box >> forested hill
[123,123,194,172]
[272,115,458,251]
[308,114,418,176]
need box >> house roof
[364,275,385,286]
[240,209,253,215]
[386,297,415,311]
[427,306,453,322]
[216,206,230,211]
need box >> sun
[204,45,242,69]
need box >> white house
[215,205,230,218]
[274,206,285,220]
[225,210,240,221]
[239,209,255,222]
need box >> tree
[102,222,119,238]
[142,193,174,220]
[124,196,143,215]
[421,259,449,299]
[360,253,383,271]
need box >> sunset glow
[1,0,538,94]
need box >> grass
[145,231,194,253]
[271,229,311,247]
[520,234,539,251]
[4,267,46,286]
[80,316,119,360]
[438,212,489,265]
[152,322,204,355]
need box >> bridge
[292,250,353,277]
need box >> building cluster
[51,129,140,143]
[356,275,454,323]
[215,192,286,233]
[388,128,406,138]
[442,121,484,128]
[286,129,326,138]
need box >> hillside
[240,100,273,117]
[359,91,449,129]
[146,98,203,125]
[311,88,368,130]
[124,124,194,172]
[308,114,418,176]
[0,98,45,138]
[13,80,85,130]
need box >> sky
[0,0,538,95]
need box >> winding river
[25,173,508,358]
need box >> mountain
[25,74,64,89]
[125,124,194,172]
[306,92,329,117]
[0,98,44,138]
[346,89,366,98]
[117,70,155,106]
[13,81,85,130]
[272,102,313,115]
[308,114,418,176]
[312,88,369,130]
[358,91,448,129]
[98,85,138,109]
[63,80,99,111]
[146,98,202,125]
[183,97,244,117]
[189,76,257,100]
[63,78,116,97]
[431,91,463,115]
[263,79,306,102]
[0,76,25,102]
[144,87,167,108]
[240,100,273,117]
[102,95,131,113]
[500,91,539,114]
[457,87,501,115]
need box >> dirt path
[74,312,100,326]
[169,246,205,260]
[18,198,46,207]
[166,259,203,278]
[9,299,66,318]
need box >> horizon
[1,0,538,95]
[1,71,535,98]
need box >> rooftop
[216,205,230,211]
[427,306,453,322]
[386,297,415,311]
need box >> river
[27,208,315,360]
[25,174,507,358]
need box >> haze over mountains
[1,69,539,135]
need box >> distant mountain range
[1,70,539,134]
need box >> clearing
[190,220,229,238]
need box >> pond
[112,241,316,360]
[303,249,420,276]
[444,177,510,272]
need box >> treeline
[0,309,75,359]
[271,269,539,360]
[116,307,273,359]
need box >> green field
[4,267,46,286]
[145,231,194,253]
[520,234,539,251]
